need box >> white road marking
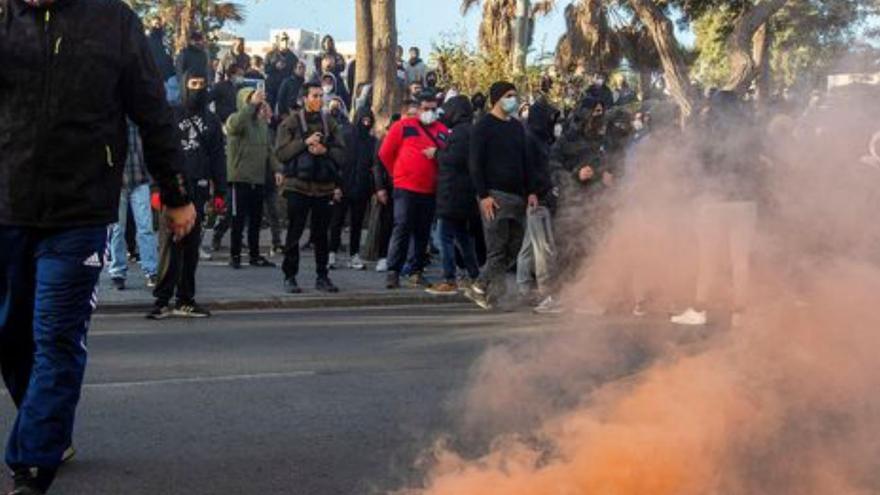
[81,371,317,390]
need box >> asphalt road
[0,305,705,495]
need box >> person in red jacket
[378,90,449,289]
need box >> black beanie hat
[489,81,516,106]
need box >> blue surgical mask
[501,96,518,115]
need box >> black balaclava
[182,70,208,113]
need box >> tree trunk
[354,0,374,92]
[752,22,772,103]
[175,0,197,54]
[724,0,787,95]
[512,0,530,73]
[370,0,400,131]
[638,67,653,101]
[628,0,694,122]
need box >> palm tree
[554,0,619,75]
[126,0,245,53]
[461,0,555,71]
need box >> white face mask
[633,120,644,131]
[553,123,563,139]
[419,110,437,126]
[322,84,334,94]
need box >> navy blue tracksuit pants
[387,189,435,275]
[0,226,107,479]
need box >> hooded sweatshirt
[175,70,227,197]
[226,88,278,185]
[526,100,560,206]
[341,108,378,200]
[436,96,478,220]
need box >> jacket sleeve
[275,115,306,164]
[275,80,290,115]
[226,103,257,136]
[120,10,189,208]
[208,115,228,197]
[326,117,347,169]
[437,125,469,175]
[469,120,489,199]
[373,140,390,191]
[377,122,403,176]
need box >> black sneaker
[10,468,49,495]
[386,271,400,290]
[249,256,276,268]
[146,304,174,320]
[229,257,242,270]
[111,277,125,291]
[284,278,302,294]
[211,237,222,252]
[174,302,211,318]
[315,277,339,293]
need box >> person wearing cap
[378,90,450,289]
[0,0,196,492]
[466,81,538,310]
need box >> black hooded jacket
[175,71,227,197]
[0,0,189,227]
[526,100,559,207]
[436,96,478,220]
[341,108,377,200]
[147,28,176,81]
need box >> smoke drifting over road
[401,92,880,494]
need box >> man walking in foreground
[467,81,538,310]
[0,1,196,493]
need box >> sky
[236,0,694,58]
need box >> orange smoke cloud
[402,93,880,495]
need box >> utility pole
[512,0,530,74]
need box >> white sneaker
[534,296,563,314]
[199,247,212,261]
[670,308,708,326]
[375,258,388,272]
[349,254,366,270]
[328,252,337,269]
[632,302,647,317]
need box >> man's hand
[423,147,437,159]
[251,90,266,106]
[602,171,614,187]
[578,165,595,183]
[309,143,328,155]
[376,189,389,205]
[275,172,285,188]
[333,188,344,203]
[165,203,197,242]
[480,196,499,221]
[305,132,323,147]
[527,194,539,209]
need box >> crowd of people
[116,24,663,319]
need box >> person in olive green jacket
[225,87,281,269]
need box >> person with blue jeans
[377,90,450,289]
[108,123,160,290]
[427,95,481,295]
[0,2,196,493]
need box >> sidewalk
[97,230,466,314]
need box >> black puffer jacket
[341,108,377,200]
[436,96,478,220]
[0,0,188,227]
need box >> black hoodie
[526,100,560,207]
[436,96,478,220]
[341,108,377,200]
[175,70,228,198]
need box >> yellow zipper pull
[105,145,114,167]
[54,37,62,55]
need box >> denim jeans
[0,226,108,487]
[387,189,436,275]
[108,184,158,279]
[516,206,557,296]
[438,218,480,282]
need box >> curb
[94,291,469,315]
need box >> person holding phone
[275,83,346,294]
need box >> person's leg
[387,190,415,274]
[230,183,246,261]
[455,219,481,280]
[728,202,758,311]
[263,186,283,248]
[349,196,368,256]
[695,202,726,308]
[516,215,535,295]
[410,194,436,274]
[530,207,557,296]
[282,192,310,280]
[107,192,129,280]
[129,184,159,277]
[437,218,458,282]
[311,196,333,279]
[247,185,265,260]
[6,227,107,491]
[152,219,178,307]
[0,228,37,408]
[328,198,346,254]
[175,220,203,305]
[478,213,509,298]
